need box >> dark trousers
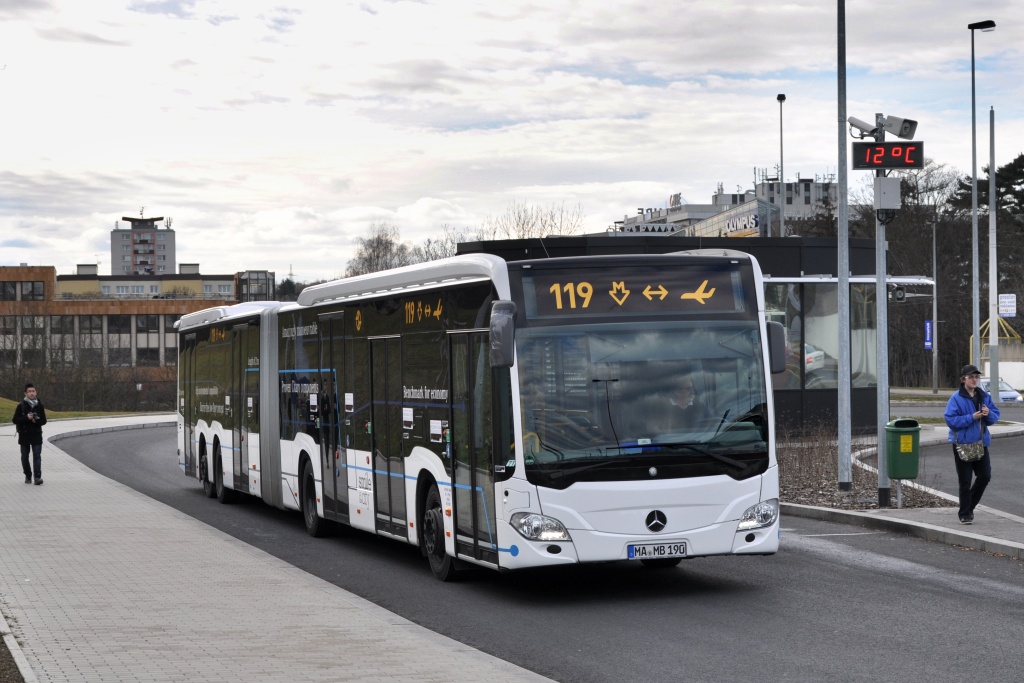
[21,442,42,480]
[952,445,991,518]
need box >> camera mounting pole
[872,113,892,507]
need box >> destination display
[520,266,750,319]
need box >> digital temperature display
[852,141,925,170]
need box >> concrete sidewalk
[2,416,1023,682]
[0,416,551,683]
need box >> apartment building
[110,215,177,276]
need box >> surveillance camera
[882,115,918,140]
[847,116,878,137]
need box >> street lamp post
[777,93,786,237]
[969,19,995,368]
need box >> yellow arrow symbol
[643,285,668,301]
[680,280,716,304]
[609,281,630,306]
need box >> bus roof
[296,253,511,307]
[176,301,284,331]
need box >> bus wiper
[546,457,633,480]
[656,442,751,472]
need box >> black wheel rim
[424,507,443,558]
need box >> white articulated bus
[177,251,786,580]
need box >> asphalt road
[61,426,1024,683]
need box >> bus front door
[318,314,346,523]
[369,337,407,538]
[449,332,499,567]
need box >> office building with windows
[0,264,248,370]
[110,215,177,276]
[616,179,838,238]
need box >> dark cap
[960,364,981,378]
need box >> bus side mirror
[489,300,517,368]
[767,321,786,374]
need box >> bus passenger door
[370,336,407,538]
[230,324,249,492]
[449,332,499,567]
[318,314,346,522]
[242,326,260,495]
[181,333,197,477]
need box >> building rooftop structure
[615,177,838,239]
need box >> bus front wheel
[422,484,457,581]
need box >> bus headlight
[737,498,779,531]
[510,512,571,541]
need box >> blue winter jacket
[944,385,999,446]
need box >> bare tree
[480,200,585,240]
[420,224,479,261]
[344,222,424,277]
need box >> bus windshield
[516,319,770,487]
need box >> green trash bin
[885,418,920,479]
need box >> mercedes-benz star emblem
[645,510,667,533]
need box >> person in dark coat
[665,372,713,431]
[944,364,999,525]
[12,383,47,485]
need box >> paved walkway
[2,414,1022,682]
[0,416,550,683]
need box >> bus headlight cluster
[737,498,779,531]
[510,512,571,541]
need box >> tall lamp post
[969,19,995,368]
[777,93,786,237]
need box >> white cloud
[1,0,1022,280]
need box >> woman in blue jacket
[944,364,999,525]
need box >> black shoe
[34,479,43,486]
[24,477,32,484]
[967,512,975,523]
[959,516,972,525]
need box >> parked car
[980,377,1023,402]
[802,344,825,373]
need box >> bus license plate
[628,542,687,560]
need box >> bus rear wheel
[214,448,235,504]
[422,484,457,582]
[301,459,327,537]
[200,454,216,498]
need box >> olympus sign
[725,213,759,235]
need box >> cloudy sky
[2,0,1022,282]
